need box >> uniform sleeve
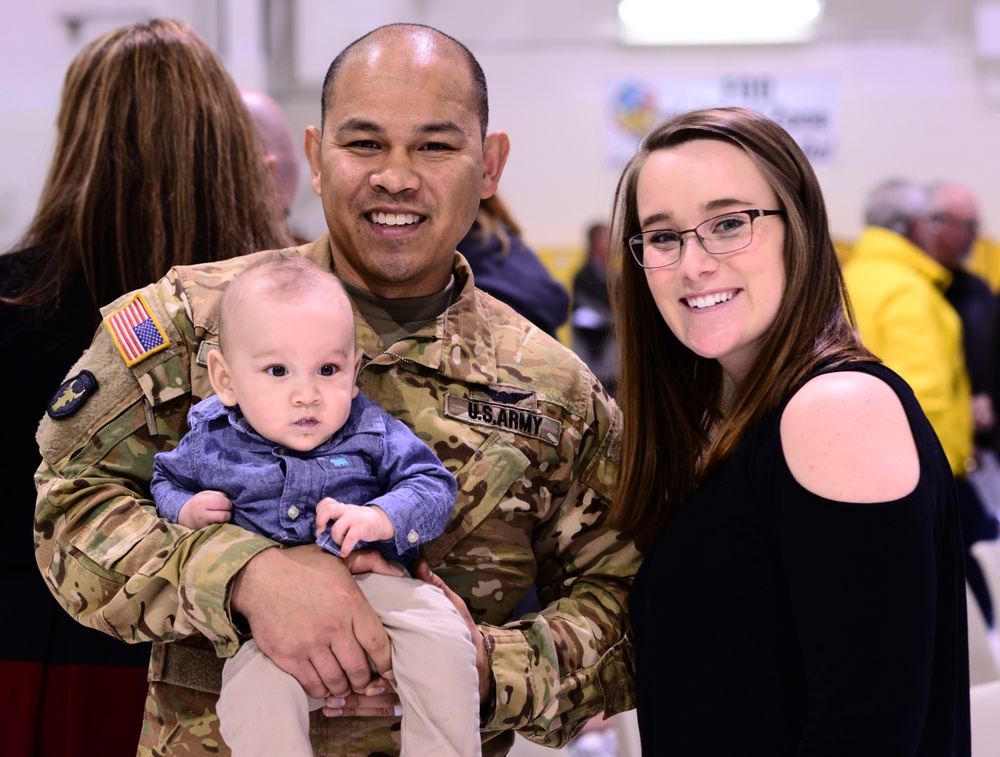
[33,274,274,657]
[150,419,205,524]
[480,382,640,747]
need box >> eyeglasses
[628,209,784,269]
[930,214,979,235]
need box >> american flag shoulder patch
[105,293,170,367]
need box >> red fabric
[0,659,148,757]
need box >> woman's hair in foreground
[607,107,874,548]
[218,253,351,351]
[5,18,292,321]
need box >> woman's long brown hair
[607,107,874,549]
[4,18,293,324]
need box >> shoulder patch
[105,293,170,367]
[444,393,561,445]
[47,370,98,419]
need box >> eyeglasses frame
[628,209,785,269]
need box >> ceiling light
[618,0,824,45]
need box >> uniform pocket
[422,431,529,566]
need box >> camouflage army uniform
[35,233,640,757]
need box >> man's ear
[350,347,363,399]
[207,349,238,407]
[304,126,323,198]
[481,130,511,200]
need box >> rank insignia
[47,370,98,419]
[105,293,169,367]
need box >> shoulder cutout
[779,371,920,503]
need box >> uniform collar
[300,233,498,386]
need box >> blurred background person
[923,182,1000,622]
[843,178,992,625]
[241,87,309,243]
[0,18,292,756]
[571,221,617,398]
[844,179,970,475]
[925,183,999,453]
[457,193,569,338]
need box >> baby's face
[221,289,360,451]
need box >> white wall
[3,0,1000,253]
[486,36,1000,247]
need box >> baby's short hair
[219,252,352,350]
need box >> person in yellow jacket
[843,179,973,479]
[844,179,1000,630]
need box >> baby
[152,253,480,757]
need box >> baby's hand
[178,490,233,530]
[315,498,394,557]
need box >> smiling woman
[633,140,787,383]
[607,107,971,755]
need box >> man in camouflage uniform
[34,23,640,757]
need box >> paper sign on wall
[606,74,838,166]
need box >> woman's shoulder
[779,366,920,503]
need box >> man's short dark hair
[319,23,489,141]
